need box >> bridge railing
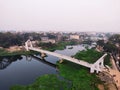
[25,40,107,73]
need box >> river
[0,44,91,90]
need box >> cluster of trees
[97,34,120,54]
[0,32,61,48]
[38,41,78,51]
[97,34,120,67]
[0,32,41,48]
[0,32,23,48]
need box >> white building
[41,37,56,44]
[70,35,80,40]
[41,37,49,41]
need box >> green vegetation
[97,34,120,53]
[0,32,42,48]
[0,48,32,57]
[57,61,101,90]
[57,49,110,90]
[11,49,107,90]
[109,34,120,44]
[104,54,111,67]
[103,42,117,53]
[38,41,78,51]
[10,74,70,90]
[74,49,111,66]
[74,49,103,63]
[97,40,105,47]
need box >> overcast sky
[0,0,120,32]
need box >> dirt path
[108,69,120,90]
[105,55,120,90]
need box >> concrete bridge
[25,40,107,73]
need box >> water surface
[0,45,86,90]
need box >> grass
[104,53,111,67]
[74,49,104,63]
[57,61,101,90]
[10,74,70,90]
[74,49,111,66]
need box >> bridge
[25,40,107,73]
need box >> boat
[68,46,73,49]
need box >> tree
[109,34,120,44]
[97,40,105,47]
[103,42,117,53]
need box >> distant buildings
[41,36,56,43]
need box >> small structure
[41,37,56,43]
[41,37,49,41]
[70,35,80,40]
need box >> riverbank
[106,55,120,90]
[0,48,38,57]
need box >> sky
[0,0,120,32]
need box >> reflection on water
[0,55,57,90]
[0,55,23,70]
[31,55,56,68]
[0,55,57,70]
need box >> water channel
[0,45,90,90]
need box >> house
[70,35,80,40]
[41,37,56,44]
[41,37,49,41]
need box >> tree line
[0,32,41,48]
[97,34,120,54]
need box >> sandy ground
[6,46,23,52]
[108,69,120,90]
[105,55,120,90]
[98,84,104,90]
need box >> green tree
[97,40,105,47]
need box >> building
[57,34,63,42]
[41,37,49,41]
[31,40,39,47]
[41,37,56,44]
[70,35,80,40]
[48,39,56,43]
